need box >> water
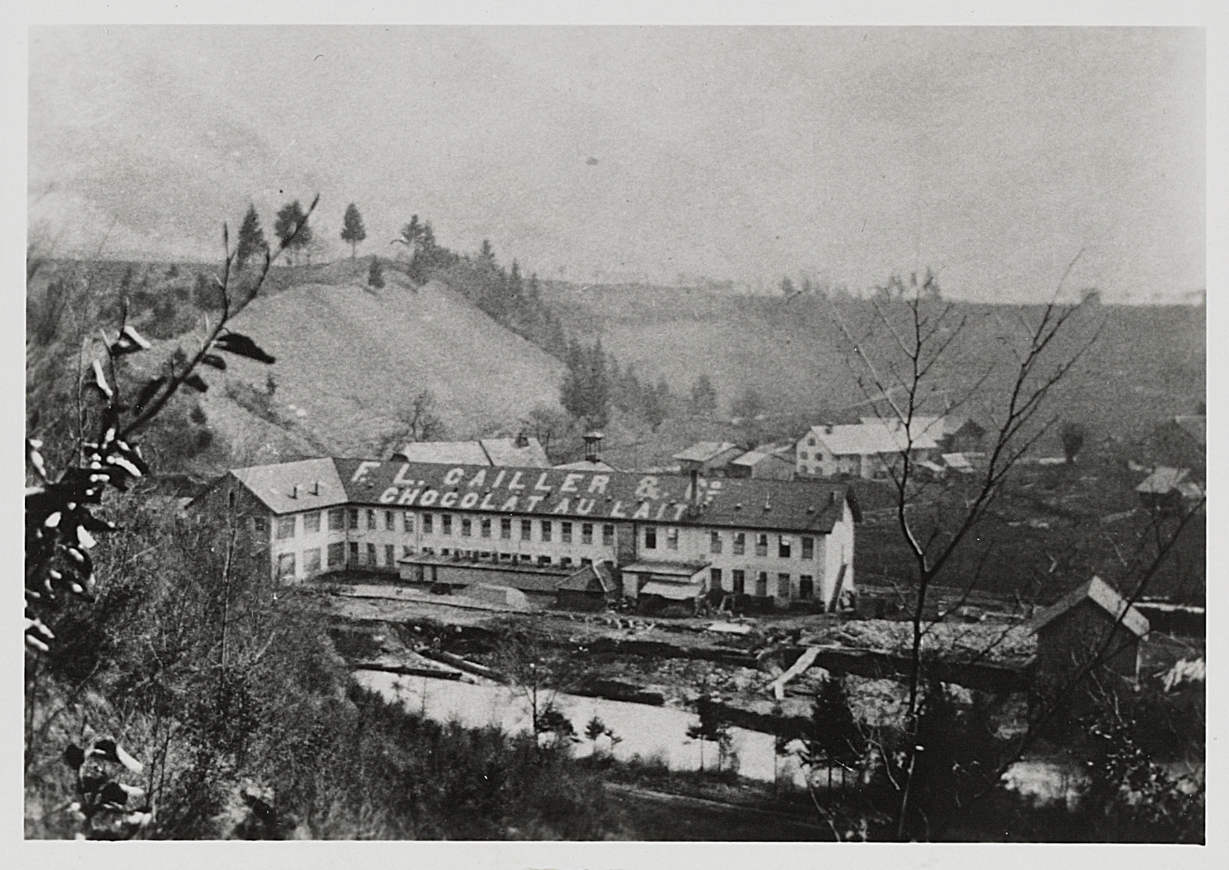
[354,669,808,786]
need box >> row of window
[645,528,816,559]
[708,567,817,599]
[263,510,814,561]
[274,541,602,578]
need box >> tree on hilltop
[340,203,367,260]
[235,205,266,271]
[274,200,312,266]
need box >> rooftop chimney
[515,430,529,448]
[311,480,320,496]
[290,484,298,499]
[583,431,604,463]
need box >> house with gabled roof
[795,418,939,479]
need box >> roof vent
[735,503,742,510]
[807,505,815,513]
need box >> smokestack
[689,468,699,506]
[583,431,604,463]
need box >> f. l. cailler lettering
[361,462,693,520]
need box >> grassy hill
[541,282,1205,452]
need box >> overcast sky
[28,26,1205,302]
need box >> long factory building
[191,457,861,610]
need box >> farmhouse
[191,457,861,611]
[673,442,745,476]
[1135,466,1204,514]
[727,450,795,481]
[795,418,939,479]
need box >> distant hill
[541,283,1205,450]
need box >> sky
[27,25,1206,303]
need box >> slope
[188,269,565,461]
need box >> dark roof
[1031,576,1150,638]
[325,458,858,533]
[557,562,618,594]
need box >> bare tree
[831,256,1103,837]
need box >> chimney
[583,431,604,463]
[290,484,298,499]
[311,480,320,496]
[689,468,699,507]
[824,424,833,435]
[515,430,529,449]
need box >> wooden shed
[1029,576,1150,690]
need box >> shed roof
[673,441,742,464]
[622,560,709,577]
[1173,415,1206,447]
[479,437,550,468]
[556,561,618,594]
[393,441,491,465]
[730,450,792,468]
[641,580,704,600]
[1136,467,1190,494]
[1031,576,1150,638]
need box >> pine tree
[274,200,312,265]
[690,374,718,416]
[236,205,266,271]
[340,203,367,259]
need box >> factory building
[191,456,860,611]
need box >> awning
[623,561,708,577]
[640,581,704,600]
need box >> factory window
[541,521,552,543]
[755,572,769,597]
[732,532,745,555]
[808,437,816,446]
[348,508,359,530]
[561,557,573,567]
[801,536,814,559]
[327,542,345,567]
[520,554,532,563]
[710,567,723,591]
[348,542,359,564]
[276,516,295,539]
[277,552,295,578]
[732,570,745,596]
[582,523,593,545]
[710,531,722,554]
[799,451,808,461]
[303,548,321,575]
[501,518,512,539]
[442,515,452,535]
[521,519,533,541]
[304,511,321,534]
[799,575,814,599]
[777,573,791,598]
[252,516,268,534]
[385,510,396,531]
[538,555,552,566]
[480,518,492,538]
[644,526,656,549]
[385,544,396,567]
[561,522,573,543]
[403,512,414,533]
[778,536,791,558]
[422,513,433,534]
[461,518,472,537]
[666,528,679,550]
[602,524,614,546]
[755,534,769,557]
[366,543,377,565]
[367,509,377,530]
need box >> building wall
[220,485,857,604]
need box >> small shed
[1030,576,1150,689]
[555,561,619,611]
[727,450,795,480]
[673,442,745,476]
[1136,467,1202,514]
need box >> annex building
[192,458,861,610]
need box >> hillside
[120,266,566,466]
[541,283,1205,451]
